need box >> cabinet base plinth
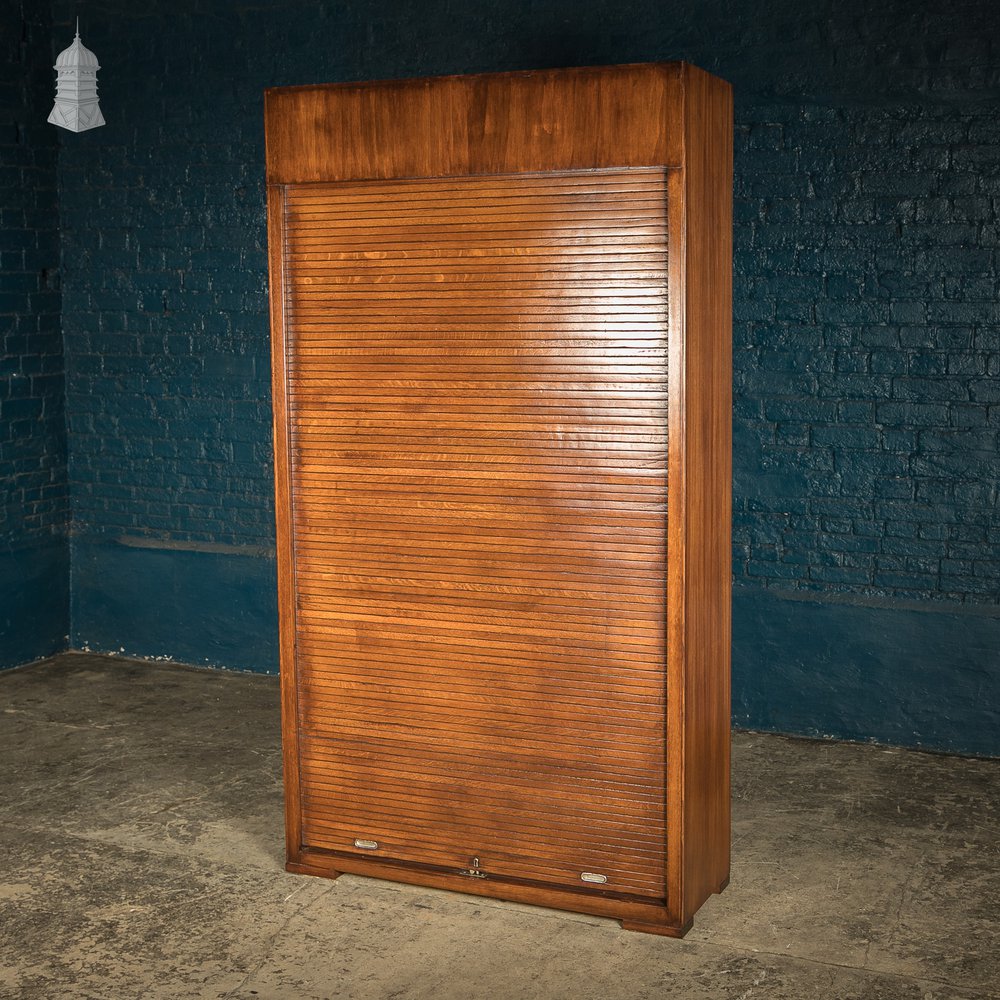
[287,847,688,932]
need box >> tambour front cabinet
[265,62,732,937]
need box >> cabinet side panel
[267,186,305,863]
[680,65,734,917]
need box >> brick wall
[47,0,1000,748]
[50,0,999,604]
[0,0,68,666]
[733,102,1000,604]
[1,0,66,549]
[57,38,273,549]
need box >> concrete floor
[0,654,997,1000]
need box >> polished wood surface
[284,171,668,899]
[664,65,734,932]
[266,62,732,937]
[267,185,304,864]
[678,65,734,919]
[265,63,683,185]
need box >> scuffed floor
[0,653,997,999]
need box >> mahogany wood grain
[266,186,307,868]
[265,61,732,938]
[265,64,683,185]
[682,64,734,913]
[662,65,734,933]
[282,170,669,900]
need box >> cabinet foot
[286,860,343,881]
[621,917,693,938]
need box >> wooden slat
[298,662,664,707]
[294,639,666,688]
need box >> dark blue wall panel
[734,586,1000,757]
[0,0,69,667]
[0,541,69,670]
[71,538,277,672]
[44,0,1000,750]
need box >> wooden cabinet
[265,62,732,938]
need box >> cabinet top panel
[265,62,730,185]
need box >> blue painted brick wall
[50,0,999,605]
[45,0,1000,748]
[1,0,66,545]
[0,0,69,667]
[732,101,1000,605]
[57,65,273,548]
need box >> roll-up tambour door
[283,168,669,900]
